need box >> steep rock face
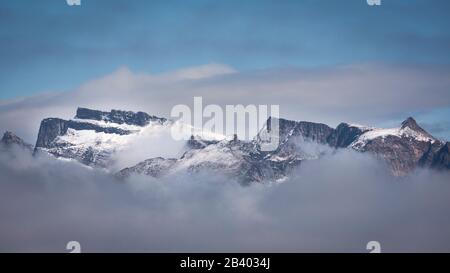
[267,118,368,156]
[119,116,449,182]
[34,107,168,167]
[273,117,448,175]
[418,141,444,167]
[75,107,166,126]
[260,119,368,163]
[117,118,328,183]
[357,135,432,175]
[431,142,450,170]
[1,131,33,151]
[295,122,335,144]
[186,135,219,150]
[259,118,334,163]
[275,118,334,144]
[183,138,300,184]
[35,118,131,149]
[117,137,301,184]
[117,157,178,178]
[35,118,69,148]
[328,123,369,148]
[401,117,434,139]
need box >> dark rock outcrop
[76,107,166,126]
[351,117,446,175]
[1,131,33,151]
[359,135,432,175]
[34,107,168,167]
[431,142,450,170]
[401,117,435,139]
[27,107,450,182]
[418,141,444,167]
[328,123,368,148]
[186,135,219,150]
[119,116,449,182]
[117,157,178,179]
[35,118,69,148]
[35,107,168,150]
[269,118,368,150]
[275,118,335,144]
[35,118,131,150]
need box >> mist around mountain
[13,107,448,183]
[1,0,450,254]
[1,133,450,252]
[1,107,449,252]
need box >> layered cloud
[1,63,450,144]
[1,145,450,252]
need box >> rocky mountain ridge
[2,107,449,182]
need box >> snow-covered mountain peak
[351,119,436,150]
[400,117,435,139]
[75,107,167,126]
[34,108,171,167]
[16,108,448,182]
[1,131,33,151]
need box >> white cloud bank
[1,63,449,252]
[1,63,450,144]
[1,146,449,252]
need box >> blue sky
[1,0,450,99]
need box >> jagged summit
[431,142,450,170]
[401,117,418,129]
[1,131,33,151]
[12,107,448,181]
[2,131,21,143]
[401,117,433,138]
[34,107,170,167]
[119,115,449,181]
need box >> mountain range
[1,107,449,183]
